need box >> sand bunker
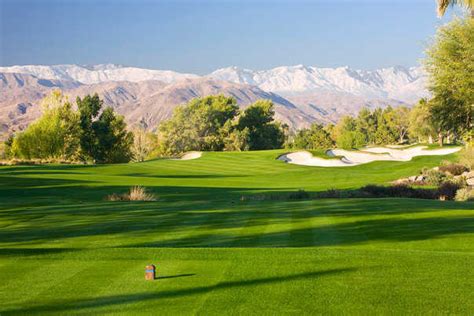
[278,146,461,167]
[176,151,202,160]
[278,151,354,167]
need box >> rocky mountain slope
[0,73,319,134]
[0,64,429,135]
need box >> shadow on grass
[156,273,195,280]
[2,268,354,315]
[0,248,79,257]
[0,185,473,247]
[1,165,473,248]
[122,173,247,179]
[125,215,474,248]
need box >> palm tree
[437,0,474,17]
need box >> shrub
[455,188,474,202]
[437,181,462,200]
[360,184,436,199]
[106,186,157,201]
[422,168,447,186]
[288,189,310,200]
[459,147,474,170]
[439,163,468,176]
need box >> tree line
[1,16,472,163]
[4,91,134,163]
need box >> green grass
[0,150,473,315]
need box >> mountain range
[0,64,429,135]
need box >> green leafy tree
[293,123,334,149]
[409,99,438,143]
[159,95,239,155]
[355,108,376,144]
[131,127,158,162]
[391,107,411,143]
[334,116,366,149]
[237,100,285,150]
[220,120,249,151]
[372,107,398,145]
[11,91,80,160]
[425,17,474,145]
[77,94,133,163]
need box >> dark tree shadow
[156,273,195,280]
[2,268,355,315]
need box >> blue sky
[0,0,461,74]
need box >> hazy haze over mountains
[0,64,429,134]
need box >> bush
[288,189,310,200]
[459,147,474,170]
[439,163,468,176]
[437,181,462,200]
[360,184,436,199]
[422,168,447,186]
[106,186,157,201]
[455,187,474,202]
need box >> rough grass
[0,150,472,314]
[106,186,157,201]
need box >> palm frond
[437,0,474,17]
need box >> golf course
[0,150,473,315]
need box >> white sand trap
[177,151,202,160]
[278,151,354,167]
[279,146,461,167]
[360,146,461,161]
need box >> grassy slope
[0,150,473,315]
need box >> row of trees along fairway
[158,96,285,155]
[7,91,134,163]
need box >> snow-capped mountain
[0,63,428,103]
[208,65,428,103]
[0,64,199,84]
[0,63,430,135]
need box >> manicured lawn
[0,150,472,314]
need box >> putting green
[0,150,473,314]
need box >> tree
[437,0,474,17]
[237,100,285,150]
[11,91,80,160]
[220,120,249,151]
[293,123,334,150]
[409,99,438,143]
[159,95,239,155]
[425,18,474,145]
[77,94,102,161]
[334,116,366,149]
[77,94,133,163]
[391,107,411,143]
[94,108,134,163]
[131,126,158,162]
[355,108,376,144]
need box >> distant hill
[0,64,429,135]
[0,73,319,134]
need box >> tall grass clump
[459,147,474,170]
[128,186,157,201]
[106,186,157,201]
[455,188,474,202]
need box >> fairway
[1,150,473,314]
